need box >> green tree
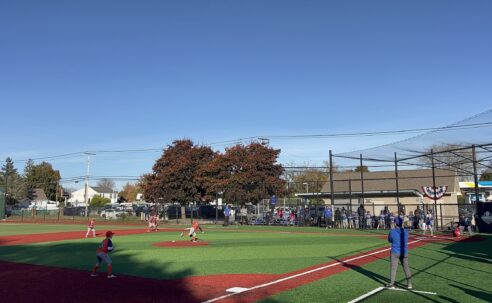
[24,161,61,201]
[353,165,370,173]
[1,157,26,205]
[90,195,111,207]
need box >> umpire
[387,217,412,289]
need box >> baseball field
[0,222,490,303]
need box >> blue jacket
[388,227,409,256]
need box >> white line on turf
[389,288,437,295]
[201,240,422,303]
[347,286,437,303]
[347,286,385,303]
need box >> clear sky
[1,1,491,190]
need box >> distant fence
[5,201,474,232]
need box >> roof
[33,188,48,201]
[320,169,458,194]
[90,186,114,194]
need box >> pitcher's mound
[153,241,210,248]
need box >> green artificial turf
[2,224,490,303]
[0,226,388,280]
[258,234,492,303]
[0,223,137,236]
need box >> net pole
[329,150,335,223]
[431,149,439,230]
[472,145,480,204]
[395,152,400,213]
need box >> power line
[6,120,492,163]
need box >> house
[297,169,460,227]
[24,188,59,210]
[68,186,117,206]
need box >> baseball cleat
[107,274,117,278]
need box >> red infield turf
[0,229,482,303]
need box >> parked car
[63,206,86,216]
[100,209,124,219]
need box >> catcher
[91,231,116,278]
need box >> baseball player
[180,220,204,242]
[91,230,116,278]
[85,218,96,238]
[147,214,158,232]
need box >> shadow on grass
[450,284,492,302]
[0,241,201,303]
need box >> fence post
[439,203,443,229]
[431,149,440,230]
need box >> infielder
[147,214,158,232]
[91,230,116,278]
[85,218,96,238]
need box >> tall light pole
[84,152,95,217]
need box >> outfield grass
[0,223,138,236]
[1,223,490,302]
[0,224,388,280]
[258,234,492,303]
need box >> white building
[68,186,118,206]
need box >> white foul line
[389,287,437,295]
[347,286,385,303]
[201,240,422,303]
[347,286,437,303]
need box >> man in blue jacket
[223,205,231,226]
[387,217,412,289]
[324,207,332,229]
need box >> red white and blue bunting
[421,186,448,199]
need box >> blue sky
[1,1,491,190]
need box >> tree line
[0,158,61,204]
[3,142,492,207]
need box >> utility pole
[84,152,95,217]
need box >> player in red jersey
[91,231,116,278]
[147,214,158,232]
[180,220,204,242]
[85,218,96,238]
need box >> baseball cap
[106,231,115,237]
[394,217,403,227]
